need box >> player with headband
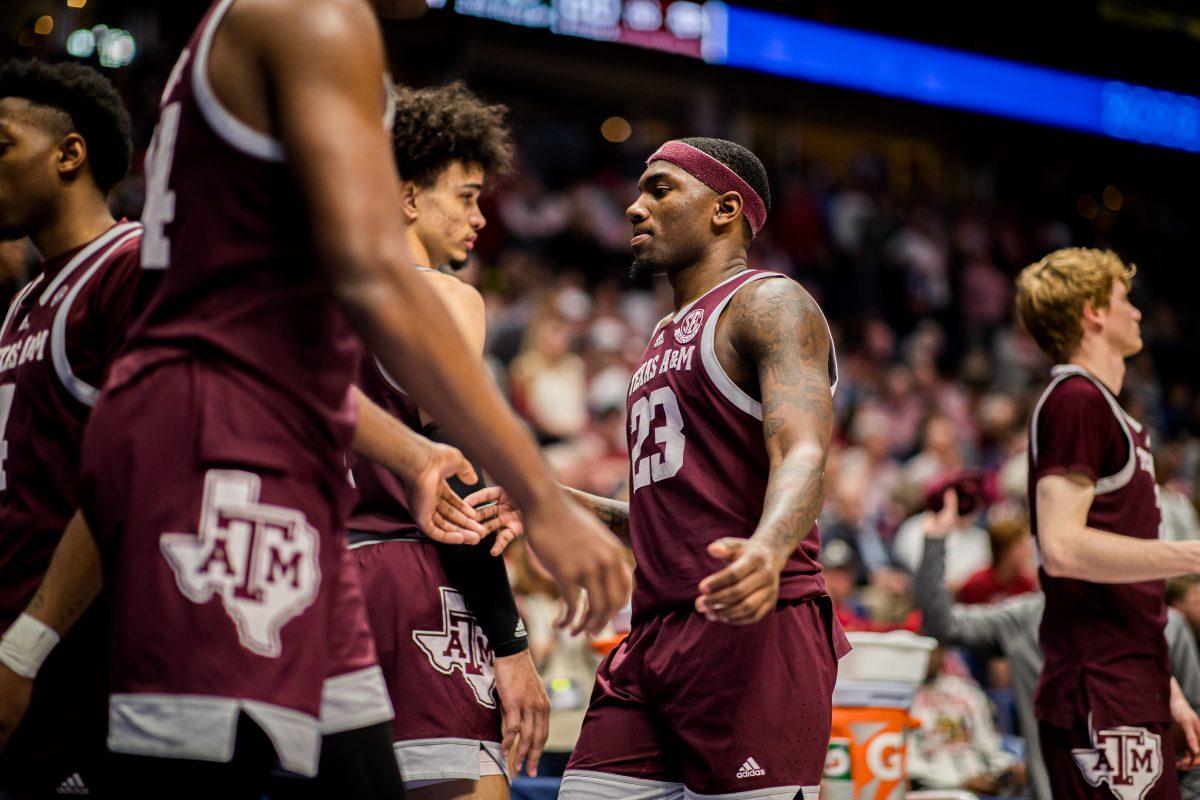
[482,137,850,800]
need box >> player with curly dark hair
[347,81,549,800]
[0,58,141,797]
[389,81,513,270]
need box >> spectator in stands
[917,492,1200,800]
[1158,440,1200,541]
[1169,576,1200,653]
[907,647,1024,795]
[508,307,590,442]
[956,515,1037,605]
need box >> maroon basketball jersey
[118,0,374,454]
[1029,364,1168,729]
[0,222,142,626]
[626,269,837,617]
[346,352,429,538]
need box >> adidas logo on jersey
[56,772,88,795]
[737,757,766,779]
[514,619,528,638]
[653,331,664,349]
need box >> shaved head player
[554,137,851,799]
[0,0,628,796]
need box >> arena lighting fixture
[66,0,87,7]
[443,0,1200,151]
[702,5,1200,153]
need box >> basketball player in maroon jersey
[0,58,490,798]
[549,137,848,799]
[347,82,549,798]
[0,0,627,797]
[0,60,140,798]
[1017,248,1200,799]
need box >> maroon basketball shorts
[78,358,392,778]
[1039,715,1177,799]
[349,537,507,787]
[562,597,842,800]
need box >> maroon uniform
[565,270,849,799]
[347,353,507,785]
[77,0,391,777]
[1029,364,1174,799]
[0,222,141,796]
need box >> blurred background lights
[1103,185,1124,211]
[1077,194,1099,220]
[66,0,87,7]
[97,28,136,68]
[624,0,663,32]
[600,116,632,143]
[665,1,704,39]
[67,29,95,58]
[34,16,54,35]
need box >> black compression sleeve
[432,427,529,658]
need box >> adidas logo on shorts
[56,772,88,795]
[737,757,766,779]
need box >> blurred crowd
[2,58,1199,792]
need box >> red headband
[645,140,767,236]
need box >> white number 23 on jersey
[630,387,686,492]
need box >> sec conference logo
[674,309,704,344]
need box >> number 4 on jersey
[631,386,686,492]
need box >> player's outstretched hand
[1171,678,1200,769]
[522,495,631,636]
[0,662,33,752]
[465,486,525,556]
[493,650,550,777]
[403,442,486,545]
[696,538,783,625]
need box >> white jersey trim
[38,221,140,307]
[0,274,44,342]
[318,664,394,735]
[192,0,287,163]
[108,691,321,776]
[50,227,143,407]
[698,272,838,421]
[671,270,747,323]
[1029,364,1137,495]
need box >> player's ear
[399,180,420,222]
[1080,298,1106,329]
[56,132,88,182]
[713,191,743,233]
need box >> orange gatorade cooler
[820,631,936,800]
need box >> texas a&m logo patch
[161,470,320,658]
[412,587,496,708]
[1072,720,1163,800]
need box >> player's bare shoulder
[231,0,384,67]
[418,270,486,355]
[721,277,831,383]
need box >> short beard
[629,258,658,281]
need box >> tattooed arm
[564,487,631,547]
[696,278,833,625]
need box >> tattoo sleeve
[728,279,833,564]
[564,487,631,547]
